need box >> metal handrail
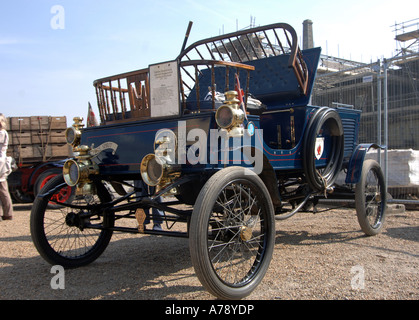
[178,22,309,95]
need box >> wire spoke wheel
[209,183,265,285]
[355,159,387,236]
[190,167,275,300]
[30,175,114,268]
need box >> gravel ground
[0,203,418,300]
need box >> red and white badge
[315,137,324,160]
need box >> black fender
[242,146,282,209]
[345,143,385,184]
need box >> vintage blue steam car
[30,22,387,299]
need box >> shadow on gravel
[275,229,365,246]
[12,204,33,211]
[385,225,419,242]
[0,234,207,300]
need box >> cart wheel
[30,175,114,268]
[35,168,74,208]
[34,168,62,196]
[355,159,387,236]
[189,166,275,299]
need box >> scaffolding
[393,18,419,56]
[312,50,419,205]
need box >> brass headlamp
[140,153,180,188]
[215,90,245,136]
[63,145,98,187]
[140,129,180,191]
[63,117,98,194]
[65,117,83,147]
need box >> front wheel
[30,175,114,268]
[355,159,387,236]
[189,167,275,300]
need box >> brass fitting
[215,90,245,137]
[62,117,98,195]
[65,117,84,148]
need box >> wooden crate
[8,116,67,132]
[6,116,69,163]
[9,132,31,145]
[30,116,67,131]
[31,132,47,144]
[30,116,49,131]
[9,145,37,159]
[50,116,67,130]
[31,130,66,144]
[50,131,67,144]
[8,144,69,161]
[9,117,31,131]
[51,144,70,158]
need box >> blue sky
[0,0,417,125]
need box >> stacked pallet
[366,149,419,186]
[6,116,70,163]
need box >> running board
[110,226,188,238]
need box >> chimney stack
[303,19,314,50]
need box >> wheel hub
[240,226,252,241]
[65,212,80,227]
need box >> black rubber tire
[355,159,387,236]
[303,108,344,191]
[30,175,114,268]
[189,166,275,300]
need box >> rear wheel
[189,167,275,299]
[30,175,114,268]
[355,159,387,236]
